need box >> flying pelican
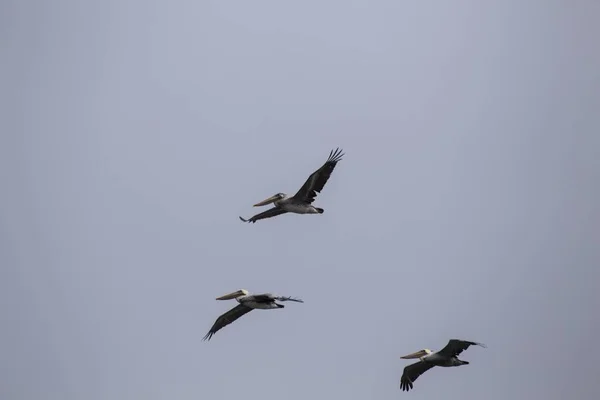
[202,289,304,341]
[239,147,344,223]
[399,339,486,392]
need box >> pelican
[399,339,486,392]
[239,148,344,223]
[202,289,304,341]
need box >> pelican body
[399,339,486,392]
[203,289,303,341]
[240,148,344,223]
[255,193,323,215]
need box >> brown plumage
[239,208,288,223]
[293,147,345,204]
[239,148,344,223]
[399,339,486,392]
[203,304,253,341]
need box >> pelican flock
[203,289,303,341]
[202,147,488,394]
[239,148,344,223]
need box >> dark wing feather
[250,293,276,303]
[239,207,288,223]
[400,361,436,391]
[292,148,344,204]
[203,304,253,341]
[252,293,304,303]
[437,339,486,358]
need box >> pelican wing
[247,293,276,302]
[251,293,304,303]
[437,339,486,358]
[292,148,344,204]
[203,304,253,341]
[239,207,288,223]
[275,296,304,303]
[400,361,436,391]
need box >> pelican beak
[400,350,428,359]
[253,194,279,207]
[215,290,244,300]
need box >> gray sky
[2,1,600,399]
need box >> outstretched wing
[277,296,304,303]
[203,304,253,341]
[292,148,344,204]
[251,293,304,303]
[239,207,288,223]
[400,361,435,391]
[437,339,486,358]
[275,296,304,303]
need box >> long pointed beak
[215,290,243,300]
[400,350,427,359]
[253,195,279,207]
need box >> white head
[253,193,286,207]
[215,289,249,300]
[400,349,432,361]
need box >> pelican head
[400,349,432,360]
[215,289,249,300]
[253,193,286,207]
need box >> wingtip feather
[327,147,344,163]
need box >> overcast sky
[2,1,599,399]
